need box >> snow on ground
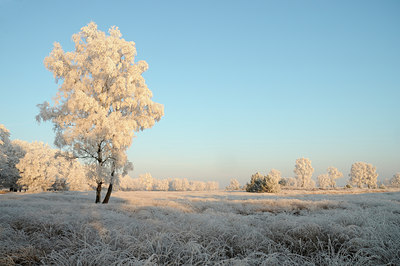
[1,189,400,265]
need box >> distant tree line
[119,173,219,191]
[2,125,399,194]
[227,157,400,193]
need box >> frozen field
[1,189,400,265]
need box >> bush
[226,178,241,191]
[246,172,280,193]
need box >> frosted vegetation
[119,173,219,191]
[294,158,315,188]
[1,20,400,265]
[392,173,400,187]
[36,22,164,203]
[1,22,398,202]
[349,162,379,189]
[1,190,400,265]
[1,129,399,195]
[246,170,281,193]
[225,178,241,191]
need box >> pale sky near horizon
[0,0,399,186]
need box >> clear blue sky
[1,0,399,186]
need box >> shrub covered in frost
[246,171,280,193]
[391,173,400,188]
[279,177,298,187]
[226,178,241,190]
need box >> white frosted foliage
[226,178,241,191]
[0,124,10,146]
[391,173,400,187]
[139,173,154,191]
[15,141,88,192]
[36,22,164,202]
[0,126,26,190]
[317,174,331,188]
[327,167,343,188]
[268,169,282,183]
[118,174,218,191]
[348,162,378,188]
[294,158,315,188]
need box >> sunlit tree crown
[37,22,164,175]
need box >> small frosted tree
[348,162,378,188]
[365,164,378,188]
[226,178,241,191]
[37,22,164,203]
[0,125,15,189]
[191,181,206,191]
[317,174,330,188]
[279,177,297,187]
[294,158,314,188]
[118,175,134,191]
[327,166,343,188]
[182,178,191,190]
[246,171,280,193]
[16,141,88,192]
[268,169,281,182]
[0,126,27,191]
[391,173,400,187]
[170,178,184,191]
[153,179,169,191]
[139,173,154,191]
[0,124,10,146]
[265,169,281,193]
[246,172,265,192]
[205,181,219,191]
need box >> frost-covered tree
[348,162,378,188]
[317,174,330,188]
[153,179,169,191]
[268,169,281,183]
[327,166,343,188]
[0,124,10,146]
[364,165,378,189]
[246,172,265,192]
[246,171,280,193]
[37,22,164,203]
[139,173,154,191]
[0,125,14,188]
[118,174,140,191]
[205,181,219,191]
[16,141,88,192]
[182,178,191,191]
[169,178,192,191]
[390,173,400,187]
[279,177,297,187]
[0,126,26,191]
[190,180,206,191]
[294,158,314,188]
[226,178,241,191]
[265,169,281,193]
[169,178,185,191]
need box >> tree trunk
[102,183,113,204]
[95,182,102,203]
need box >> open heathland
[1,189,400,265]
